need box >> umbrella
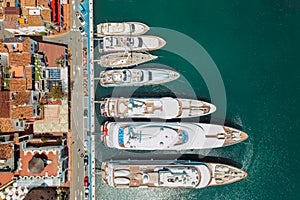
[28,157,45,174]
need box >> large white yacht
[97,22,149,36]
[99,35,166,52]
[101,122,248,150]
[99,52,158,68]
[99,68,179,87]
[100,97,216,119]
[101,160,248,188]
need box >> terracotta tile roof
[0,91,11,118]
[0,172,14,187]
[9,52,31,66]
[0,41,8,53]
[11,105,33,119]
[21,0,36,7]
[0,118,14,132]
[25,66,33,90]
[26,15,44,26]
[38,42,66,67]
[9,78,27,92]
[37,0,49,8]
[10,65,25,78]
[11,91,31,105]
[0,143,13,159]
[41,9,51,22]
[2,18,18,29]
[23,37,31,53]
[18,150,59,177]
[3,7,20,15]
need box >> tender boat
[101,160,248,188]
[99,35,166,53]
[99,97,216,119]
[99,52,158,68]
[101,122,248,150]
[99,68,179,87]
[97,22,149,36]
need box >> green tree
[49,85,66,100]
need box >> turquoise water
[93,0,300,199]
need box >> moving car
[84,188,89,200]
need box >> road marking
[77,176,79,182]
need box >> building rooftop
[0,143,13,160]
[21,0,37,7]
[9,52,31,66]
[10,65,25,78]
[11,105,33,119]
[3,7,20,15]
[26,15,44,27]
[34,105,68,133]
[3,37,25,44]
[0,91,11,118]
[11,91,31,106]
[0,172,14,188]
[0,119,14,132]
[25,66,33,90]
[17,149,59,177]
[38,42,66,67]
[8,78,27,92]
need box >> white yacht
[99,68,179,87]
[99,52,157,68]
[99,35,166,52]
[100,97,216,119]
[101,160,248,188]
[101,122,248,150]
[97,22,149,36]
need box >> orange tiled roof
[0,91,11,118]
[23,37,31,53]
[17,150,59,177]
[0,118,14,132]
[9,78,27,92]
[41,9,51,22]
[10,65,25,78]
[37,0,49,8]
[38,42,66,67]
[21,0,36,7]
[25,66,33,90]
[0,172,14,188]
[0,143,13,159]
[11,105,33,119]
[11,91,31,105]
[0,41,8,53]
[2,18,19,29]
[26,15,44,26]
[9,52,31,66]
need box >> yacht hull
[101,160,248,188]
[101,122,248,150]
[100,97,216,118]
[99,68,179,87]
[97,22,149,36]
[99,52,158,68]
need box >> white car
[78,26,86,36]
[84,188,89,200]
[76,13,86,26]
[84,140,88,151]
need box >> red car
[84,176,89,187]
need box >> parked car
[78,26,86,36]
[76,13,86,26]
[84,176,89,187]
[84,140,88,151]
[84,188,89,200]
[84,155,88,166]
